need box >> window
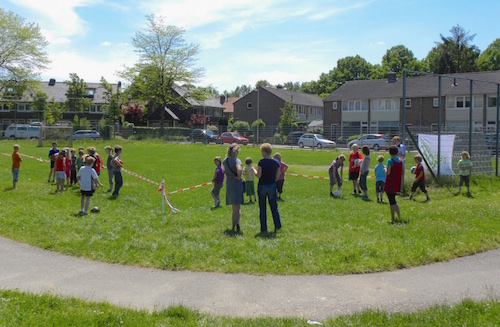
[0,103,10,112]
[246,102,252,109]
[405,99,411,108]
[371,98,398,111]
[433,98,439,108]
[85,88,95,98]
[18,103,33,111]
[332,102,337,110]
[488,96,497,108]
[89,105,103,113]
[474,96,483,108]
[214,109,222,117]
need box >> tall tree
[381,45,422,76]
[120,15,203,128]
[100,77,124,128]
[255,80,273,88]
[283,81,301,91]
[424,25,480,74]
[224,84,252,97]
[0,8,50,95]
[278,100,298,135]
[64,73,92,112]
[478,38,500,71]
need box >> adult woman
[223,143,244,232]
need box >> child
[77,156,103,215]
[273,153,288,201]
[329,154,345,196]
[48,142,59,183]
[70,148,78,186]
[392,136,406,194]
[111,145,123,197]
[256,143,282,233]
[359,146,371,200]
[76,149,85,172]
[457,151,473,194]
[242,157,257,204]
[349,144,363,195]
[64,148,72,191]
[210,156,225,208]
[104,146,114,192]
[374,155,386,202]
[384,146,403,223]
[408,155,430,201]
[12,144,22,189]
[55,150,66,193]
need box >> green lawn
[1,290,499,326]
[1,139,499,275]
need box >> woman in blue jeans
[256,143,282,233]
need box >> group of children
[42,142,124,214]
[210,143,287,233]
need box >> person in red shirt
[349,144,363,195]
[12,144,22,189]
[55,151,66,193]
[384,146,403,223]
[407,155,430,201]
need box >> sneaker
[361,195,368,200]
[330,192,334,197]
[358,190,362,194]
[351,191,357,196]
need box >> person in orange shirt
[12,144,22,189]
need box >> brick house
[323,71,500,139]
[146,85,225,126]
[0,79,119,130]
[233,86,323,126]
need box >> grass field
[1,290,499,326]
[1,139,500,275]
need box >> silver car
[347,134,390,151]
[298,133,336,149]
[65,130,101,140]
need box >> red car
[218,132,249,145]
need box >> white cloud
[102,41,111,46]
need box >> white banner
[418,134,455,175]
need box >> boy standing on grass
[374,155,386,202]
[48,142,59,183]
[78,156,102,215]
[384,146,403,223]
[349,144,363,195]
[256,143,281,233]
[70,148,78,186]
[210,156,225,208]
[407,155,430,201]
[104,146,114,192]
[329,154,345,197]
[242,157,257,204]
[273,152,288,201]
[457,151,473,195]
[111,145,123,197]
[12,144,22,190]
[359,146,370,200]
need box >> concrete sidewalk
[0,236,499,320]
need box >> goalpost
[38,125,74,147]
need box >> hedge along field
[0,139,500,275]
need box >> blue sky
[2,0,500,93]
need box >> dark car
[217,132,249,145]
[187,129,218,143]
[285,131,305,145]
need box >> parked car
[3,124,40,139]
[65,130,100,140]
[347,134,390,151]
[186,129,218,143]
[298,133,336,149]
[285,131,305,145]
[218,132,249,145]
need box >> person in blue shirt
[48,142,59,183]
[255,143,281,233]
[374,155,386,202]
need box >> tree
[424,25,480,74]
[223,84,252,97]
[32,90,48,121]
[122,103,145,125]
[278,100,298,135]
[381,45,422,76]
[45,98,63,125]
[255,80,273,88]
[120,15,203,129]
[100,77,124,128]
[64,73,92,112]
[0,8,50,95]
[478,38,500,71]
[283,81,301,91]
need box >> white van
[3,124,41,139]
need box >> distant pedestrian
[242,157,257,204]
[48,142,59,183]
[349,144,363,195]
[111,145,123,197]
[12,144,22,189]
[77,156,102,215]
[457,151,473,195]
[329,154,345,197]
[256,143,281,233]
[223,143,244,233]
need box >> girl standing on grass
[384,146,403,223]
[273,152,288,201]
[55,151,66,193]
[104,146,114,192]
[64,148,72,191]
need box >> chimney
[48,78,56,86]
[387,72,397,83]
[219,95,226,105]
[118,81,122,90]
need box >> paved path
[1,236,499,321]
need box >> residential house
[220,96,239,119]
[0,79,119,130]
[323,71,500,139]
[146,85,225,126]
[233,86,323,126]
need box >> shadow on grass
[224,229,243,237]
[254,231,277,239]
[390,219,410,225]
[3,187,15,191]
